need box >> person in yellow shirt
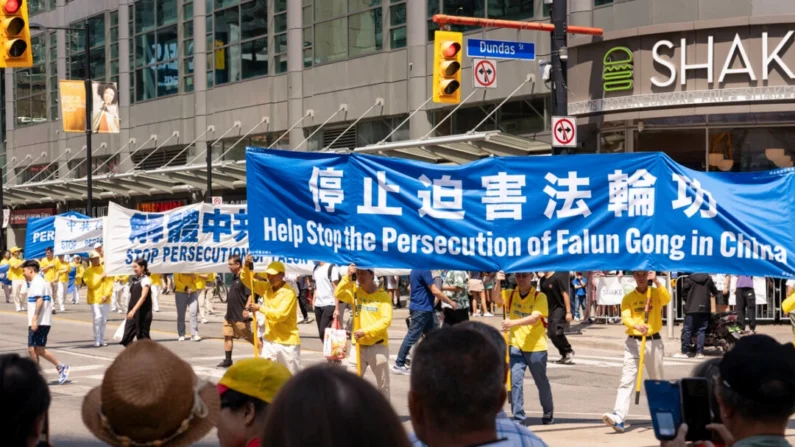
[195,272,214,324]
[56,254,69,311]
[173,273,202,341]
[83,251,114,347]
[112,275,130,314]
[491,271,553,425]
[602,270,670,433]
[68,256,85,304]
[1,250,12,304]
[149,272,162,313]
[242,255,300,374]
[8,246,26,312]
[40,247,61,313]
[783,280,795,346]
[335,264,393,399]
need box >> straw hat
[82,340,219,446]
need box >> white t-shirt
[139,276,152,288]
[312,264,340,307]
[27,275,53,327]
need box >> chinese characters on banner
[245,148,795,277]
[53,216,105,255]
[103,202,316,275]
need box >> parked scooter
[688,311,743,353]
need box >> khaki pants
[613,336,664,422]
[11,280,26,310]
[261,339,301,374]
[359,343,391,401]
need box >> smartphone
[681,378,712,442]
[645,380,682,441]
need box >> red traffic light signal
[0,0,31,67]
[4,0,20,14]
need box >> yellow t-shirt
[242,267,299,345]
[194,273,211,290]
[74,262,85,284]
[150,273,163,287]
[40,256,58,282]
[115,275,130,284]
[174,273,201,293]
[84,265,114,305]
[505,287,549,352]
[57,258,69,283]
[782,291,795,346]
[334,274,393,346]
[621,286,672,337]
[8,257,24,281]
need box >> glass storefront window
[636,129,706,171]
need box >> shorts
[28,325,51,347]
[468,279,484,292]
[223,319,254,343]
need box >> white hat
[94,243,102,249]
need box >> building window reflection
[207,0,268,86]
[15,35,47,127]
[132,0,180,102]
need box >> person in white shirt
[23,260,70,385]
[312,262,341,343]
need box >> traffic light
[433,30,462,104]
[0,0,32,68]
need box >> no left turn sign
[473,59,497,89]
[552,116,577,148]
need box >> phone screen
[681,378,712,442]
[645,380,682,441]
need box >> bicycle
[212,279,228,304]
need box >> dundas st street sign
[571,29,795,115]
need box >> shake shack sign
[570,25,795,115]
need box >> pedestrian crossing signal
[0,0,32,68]
[433,31,463,104]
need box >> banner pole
[247,269,260,358]
[635,287,652,405]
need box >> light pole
[31,22,93,217]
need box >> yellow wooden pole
[247,270,260,358]
[354,284,362,377]
[634,287,652,404]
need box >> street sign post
[473,59,497,88]
[467,38,535,60]
[552,116,577,148]
[212,196,223,206]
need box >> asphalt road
[1,296,794,447]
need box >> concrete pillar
[193,0,209,162]
[569,0,594,28]
[286,0,304,150]
[5,68,16,185]
[407,0,432,139]
[119,0,132,173]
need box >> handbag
[323,318,348,361]
[113,320,126,341]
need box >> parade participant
[173,273,202,342]
[22,260,70,384]
[39,247,60,313]
[199,272,216,321]
[441,270,469,327]
[243,254,301,374]
[68,255,84,304]
[312,261,340,341]
[120,258,153,347]
[83,251,113,347]
[218,255,254,369]
[56,254,69,312]
[111,274,130,314]
[540,271,574,364]
[492,271,554,425]
[0,250,11,304]
[93,242,104,262]
[216,358,292,447]
[149,271,162,312]
[335,264,393,399]
[195,273,212,324]
[602,270,669,433]
[9,246,26,312]
[782,279,795,346]
[393,269,455,375]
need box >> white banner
[54,216,105,255]
[595,275,669,306]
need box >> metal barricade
[671,276,785,323]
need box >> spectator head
[45,247,53,257]
[132,258,150,277]
[228,254,242,274]
[717,335,795,437]
[89,251,101,267]
[264,261,285,286]
[217,358,291,447]
[82,340,219,446]
[455,321,507,380]
[22,260,40,281]
[261,364,410,447]
[576,271,583,277]
[0,353,51,447]
[410,328,505,446]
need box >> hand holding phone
[681,378,712,442]
[645,380,682,441]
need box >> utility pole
[550,0,569,155]
[84,21,93,217]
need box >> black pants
[736,287,756,331]
[298,290,310,320]
[547,307,572,356]
[120,310,152,347]
[315,305,336,340]
[442,308,470,327]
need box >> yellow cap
[265,261,285,275]
[89,251,101,259]
[217,358,291,404]
[10,246,21,253]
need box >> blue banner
[246,148,795,277]
[25,211,89,259]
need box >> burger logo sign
[603,46,633,92]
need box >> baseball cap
[265,261,285,275]
[720,334,795,399]
[89,251,101,259]
[10,246,21,253]
[217,358,291,404]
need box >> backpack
[313,263,335,284]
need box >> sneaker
[58,364,70,385]
[542,412,555,425]
[602,412,625,433]
[217,359,233,368]
[52,309,57,315]
[111,308,117,313]
[297,317,306,324]
[672,352,689,359]
[94,342,101,347]
[305,317,314,324]
[192,335,202,342]
[201,318,208,324]
[154,309,160,313]
[391,364,411,376]
[558,352,574,365]
[178,336,185,341]
[59,306,65,312]
[484,312,495,317]
[696,353,705,359]
[117,310,124,314]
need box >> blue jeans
[573,294,586,319]
[681,313,710,354]
[510,347,553,421]
[396,310,437,367]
